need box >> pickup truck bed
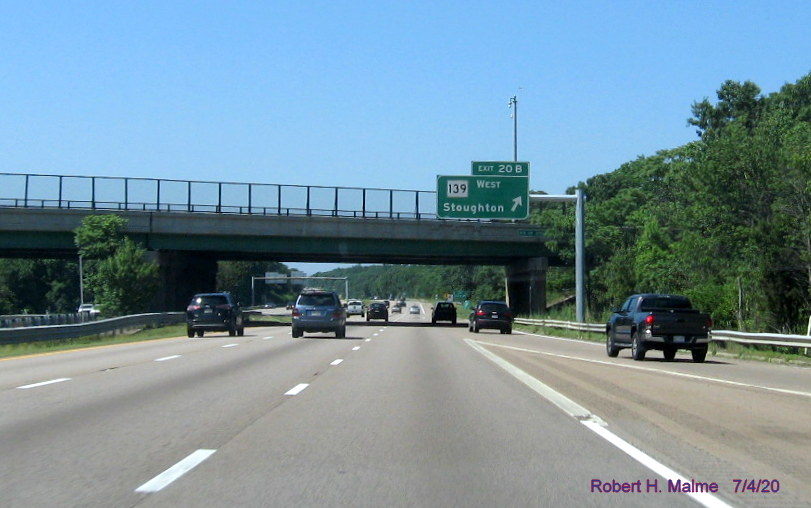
[606,294,712,362]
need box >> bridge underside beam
[506,257,547,316]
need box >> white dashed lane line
[330,359,344,366]
[285,383,309,396]
[352,346,361,351]
[221,344,238,348]
[16,378,71,390]
[154,355,181,362]
[135,449,216,493]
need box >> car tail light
[331,309,344,319]
[187,304,201,311]
[216,304,232,310]
[644,314,655,326]
[292,307,301,317]
[476,309,487,316]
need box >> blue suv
[292,289,346,338]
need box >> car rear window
[298,294,337,306]
[437,303,454,309]
[193,295,228,306]
[639,297,692,311]
[480,303,508,312]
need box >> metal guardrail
[514,317,605,333]
[514,318,811,349]
[710,330,811,348]
[0,312,185,345]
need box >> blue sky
[2,1,810,273]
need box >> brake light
[476,309,487,316]
[292,307,301,317]
[644,314,655,326]
[331,309,344,319]
[187,305,201,311]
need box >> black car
[469,301,513,334]
[186,292,244,337]
[366,302,388,322]
[431,302,457,325]
[292,289,346,338]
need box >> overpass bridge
[0,173,556,313]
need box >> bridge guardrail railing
[0,172,443,221]
[0,312,185,345]
[514,318,811,350]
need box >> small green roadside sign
[471,161,530,176]
[437,175,529,219]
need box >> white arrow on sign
[511,196,523,212]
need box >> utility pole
[509,96,518,161]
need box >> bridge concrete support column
[154,251,218,312]
[506,257,547,316]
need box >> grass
[0,324,187,359]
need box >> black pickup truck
[606,294,712,362]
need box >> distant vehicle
[77,303,101,317]
[409,305,421,314]
[286,301,295,310]
[431,302,457,325]
[398,299,407,307]
[606,293,712,362]
[292,289,346,338]
[469,301,513,334]
[383,300,390,308]
[346,300,365,317]
[186,292,244,338]
[367,302,388,322]
[391,305,401,313]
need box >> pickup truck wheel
[606,330,620,357]
[691,346,708,363]
[631,331,647,361]
[663,345,677,361]
[187,328,195,338]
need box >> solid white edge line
[330,359,344,366]
[478,341,811,399]
[285,383,309,395]
[464,339,600,422]
[17,377,71,389]
[155,355,181,362]
[135,449,216,493]
[582,422,734,508]
[465,339,736,508]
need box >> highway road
[1,303,809,507]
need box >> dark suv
[431,302,457,325]
[292,289,346,338]
[186,292,244,337]
[469,301,513,334]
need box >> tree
[73,215,158,315]
[93,238,159,315]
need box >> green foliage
[531,72,811,333]
[74,215,127,259]
[73,215,158,316]
[92,238,159,315]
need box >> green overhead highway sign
[471,161,529,176]
[437,175,529,220]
